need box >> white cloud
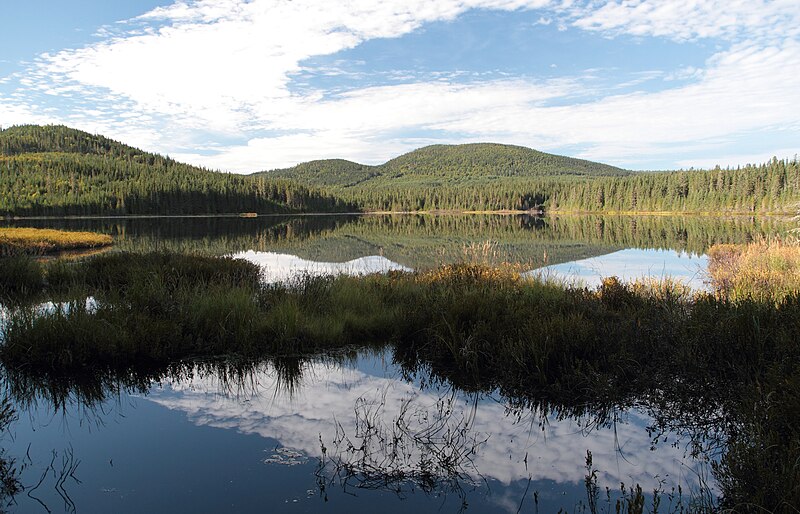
[571,0,800,42]
[0,97,59,128]
[2,0,799,171]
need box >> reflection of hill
[272,219,618,269]
[2,214,783,270]
[267,214,782,270]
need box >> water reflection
[535,249,709,290]
[234,251,412,282]
[2,214,783,271]
[145,356,706,492]
[1,352,716,513]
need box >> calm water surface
[2,351,714,513]
[2,213,783,286]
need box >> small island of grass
[0,227,112,257]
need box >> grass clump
[0,227,112,256]
[0,256,44,297]
[708,237,800,302]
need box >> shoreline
[1,209,793,221]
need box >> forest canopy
[2,125,797,216]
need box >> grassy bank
[0,227,112,256]
[1,250,799,511]
[708,237,800,301]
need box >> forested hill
[0,125,355,216]
[266,143,630,187]
[0,124,149,158]
[382,144,629,178]
[263,142,800,213]
[3,125,797,215]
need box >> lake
[1,213,782,286]
[0,213,787,512]
[2,350,719,513]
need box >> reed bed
[0,227,112,256]
[708,237,800,302]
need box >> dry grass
[0,227,112,256]
[707,237,800,301]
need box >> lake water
[1,351,716,513]
[1,213,783,287]
[0,213,786,512]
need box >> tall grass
[0,227,112,256]
[0,256,43,297]
[708,237,800,302]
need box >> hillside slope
[266,143,629,188]
[264,142,800,214]
[0,125,354,216]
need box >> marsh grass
[0,256,44,297]
[1,251,799,511]
[0,228,112,256]
[708,237,800,302]
[0,396,20,511]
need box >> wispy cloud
[1,0,798,171]
[570,0,800,42]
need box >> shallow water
[0,213,780,511]
[1,351,714,513]
[536,249,709,290]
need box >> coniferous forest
[2,124,798,216]
[0,125,355,216]
[267,147,800,213]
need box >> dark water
[0,351,715,513]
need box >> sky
[1,0,799,173]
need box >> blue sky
[1,0,799,172]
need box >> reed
[708,237,800,302]
[0,227,112,256]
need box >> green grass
[1,251,799,511]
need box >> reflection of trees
[3,214,782,269]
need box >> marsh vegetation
[0,214,797,512]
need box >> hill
[266,143,630,188]
[264,143,800,214]
[381,143,629,178]
[279,159,379,187]
[0,125,355,216]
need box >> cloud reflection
[144,356,707,493]
[533,248,709,290]
[233,250,412,282]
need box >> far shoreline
[1,209,793,221]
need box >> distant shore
[2,209,793,221]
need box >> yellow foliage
[707,237,800,301]
[0,227,113,256]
